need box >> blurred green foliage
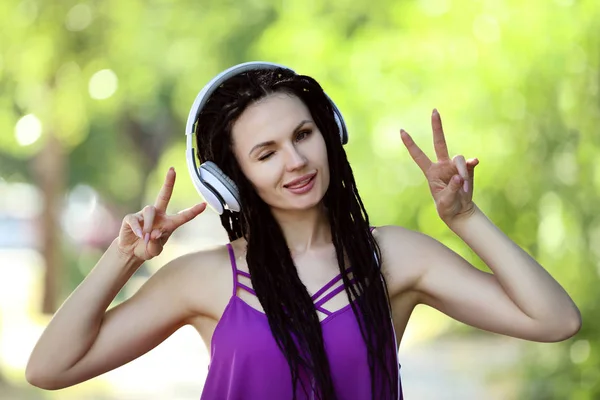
[1,0,598,398]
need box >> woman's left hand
[400,109,480,225]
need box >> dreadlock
[195,67,398,399]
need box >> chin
[273,196,323,212]
[271,189,327,213]
[291,199,323,211]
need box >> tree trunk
[31,133,67,314]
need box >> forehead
[231,93,312,146]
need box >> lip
[284,172,317,188]
[285,174,316,195]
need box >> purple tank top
[200,243,403,399]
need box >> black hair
[194,67,398,399]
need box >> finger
[452,155,469,193]
[142,205,156,245]
[155,167,176,213]
[127,214,143,238]
[447,174,463,194]
[467,158,478,193]
[467,159,478,178]
[400,129,433,173]
[466,158,479,171]
[452,155,469,180]
[150,228,163,241]
[170,202,207,229]
[432,109,450,161]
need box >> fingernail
[135,228,143,238]
[156,231,162,239]
[144,232,150,245]
[433,108,439,115]
[463,181,469,193]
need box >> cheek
[321,163,331,191]
[315,137,329,172]
[239,163,281,197]
[251,173,273,193]
[315,134,328,159]
[318,146,331,188]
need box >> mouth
[284,172,317,189]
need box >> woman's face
[231,92,330,213]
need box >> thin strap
[234,265,256,296]
[226,244,238,296]
[226,248,256,297]
[315,305,332,316]
[237,282,256,296]
[310,267,353,300]
[314,278,357,308]
[311,273,343,301]
[237,269,251,279]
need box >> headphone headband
[184,61,292,135]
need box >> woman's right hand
[117,167,207,261]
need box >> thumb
[447,175,463,193]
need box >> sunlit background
[1,0,599,398]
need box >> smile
[284,172,317,194]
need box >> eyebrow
[248,119,313,157]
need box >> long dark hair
[194,67,398,399]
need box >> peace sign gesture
[400,109,479,224]
[117,167,207,261]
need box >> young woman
[26,62,581,400]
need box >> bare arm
[26,167,207,389]
[25,239,197,390]
[440,205,580,339]
[389,110,581,342]
[380,219,581,342]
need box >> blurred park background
[0,0,599,398]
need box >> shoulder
[372,224,431,251]
[157,239,244,318]
[177,239,243,285]
[163,243,230,281]
[370,225,436,298]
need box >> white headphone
[184,61,349,214]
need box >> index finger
[400,129,433,173]
[154,167,176,213]
[432,109,450,161]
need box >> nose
[284,144,308,172]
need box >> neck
[270,204,331,256]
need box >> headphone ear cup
[200,161,242,212]
[333,110,348,145]
[186,141,225,214]
[324,94,348,145]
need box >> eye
[295,129,312,141]
[258,152,274,161]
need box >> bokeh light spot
[14,114,42,146]
[89,69,118,100]
[65,4,93,31]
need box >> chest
[212,296,370,368]
[189,243,417,352]
[201,296,394,400]
[235,248,355,317]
